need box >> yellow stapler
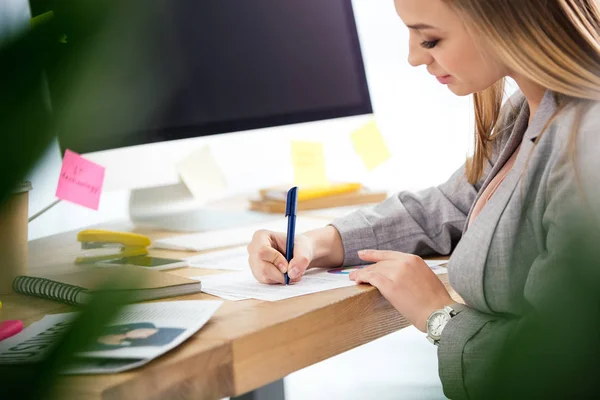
[76,229,152,264]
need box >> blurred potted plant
[0,1,155,398]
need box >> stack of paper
[153,216,330,252]
[192,259,447,302]
[192,269,357,302]
[186,246,249,271]
[186,247,447,275]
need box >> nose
[407,36,433,67]
[407,52,422,67]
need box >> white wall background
[0,0,29,36]
[20,0,481,240]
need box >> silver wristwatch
[426,305,459,346]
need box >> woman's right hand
[247,229,315,284]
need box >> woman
[247,1,600,398]
[90,323,185,351]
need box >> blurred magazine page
[0,300,222,374]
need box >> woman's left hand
[349,250,454,332]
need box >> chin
[450,80,503,97]
[447,84,475,97]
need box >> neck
[510,75,547,125]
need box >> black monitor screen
[36,0,372,153]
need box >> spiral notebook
[12,265,202,306]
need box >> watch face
[428,312,450,338]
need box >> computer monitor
[32,0,373,231]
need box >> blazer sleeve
[330,162,484,266]
[437,118,600,400]
[330,93,525,267]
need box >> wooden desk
[0,222,460,399]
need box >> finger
[351,270,392,292]
[249,258,286,284]
[357,249,412,263]
[348,263,382,281]
[249,229,274,250]
[256,245,288,273]
[289,269,306,284]
[287,254,310,280]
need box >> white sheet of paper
[201,289,250,301]
[193,259,447,302]
[185,244,447,277]
[191,269,356,302]
[425,260,448,274]
[154,217,330,252]
[186,246,249,271]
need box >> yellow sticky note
[177,145,227,203]
[291,141,329,188]
[351,120,391,171]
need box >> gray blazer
[331,90,600,399]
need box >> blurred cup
[0,181,32,294]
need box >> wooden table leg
[231,379,285,400]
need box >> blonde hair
[445,0,600,184]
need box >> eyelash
[420,39,440,49]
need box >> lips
[436,75,452,84]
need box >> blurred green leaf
[0,1,162,398]
[1,0,165,204]
[0,10,58,205]
[487,218,600,399]
[2,279,133,400]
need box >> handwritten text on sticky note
[55,149,105,210]
[291,141,329,188]
[351,120,391,171]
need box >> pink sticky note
[55,149,105,210]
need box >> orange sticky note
[351,120,391,171]
[291,141,329,188]
[55,149,105,210]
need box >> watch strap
[427,303,464,345]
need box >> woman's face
[125,328,158,339]
[96,328,158,345]
[394,0,509,96]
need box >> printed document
[193,260,447,302]
[193,269,357,301]
[0,300,222,374]
[186,246,447,275]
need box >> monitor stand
[128,182,278,232]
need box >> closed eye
[421,39,439,49]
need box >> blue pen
[284,186,298,285]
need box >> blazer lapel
[450,90,557,311]
[463,102,530,231]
